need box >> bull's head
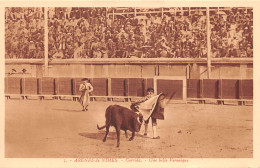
[137,112,143,124]
[134,112,143,132]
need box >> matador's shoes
[152,136,160,139]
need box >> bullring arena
[3,5,255,160]
[5,99,253,158]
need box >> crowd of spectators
[210,7,253,58]
[48,7,107,59]
[48,7,208,59]
[5,7,253,59]
[5,7,45,59]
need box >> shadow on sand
[79,130,144,141]
[79,131,117,140]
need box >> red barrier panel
[4,77,253,101]
[144,78,154,95]
[202,79,219,98]
[221,79,239,99]
[72,78,82,96]
[111,78,125,96]
[92,78,108,96]
[240,80,253,99]
[73,78,107,96]
[22,78,38,95]
[126,78,144,97]
[5,77,21,94]
[157,79,183,100]
[55,78,72,95]
[39,78,55,95]
[187,79,200,98]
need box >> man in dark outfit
[131,88,165,139]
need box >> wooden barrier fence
[5,77,253,105]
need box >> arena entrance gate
[154,76,187,103]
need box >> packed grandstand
[5,7,253,59]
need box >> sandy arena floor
[5,99,253,158]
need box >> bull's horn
[137,116,142,124]
[136,111,143,116]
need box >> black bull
[97,94,165,147]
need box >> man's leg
[84,105,88,111]
[144,119,149,136]
[82,106,85,111]
[152,118,160,139]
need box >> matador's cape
[137,93,166,121]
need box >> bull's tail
[97,105,112,130]
[97,124,106,130]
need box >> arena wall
[5,58,253,79]
[4,77,253,101]
[5,58,253,104]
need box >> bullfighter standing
[131,88,165,139]
[79,78,94,111]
